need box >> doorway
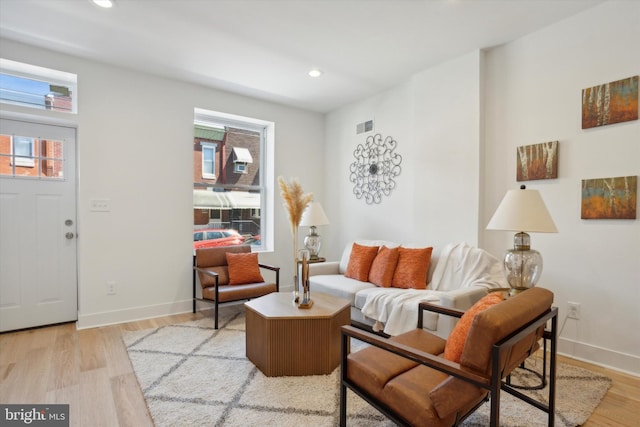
[0,118,78,331]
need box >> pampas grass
[278,176,313,235]
[278,176,313,300]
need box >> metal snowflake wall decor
[349,133,402,204]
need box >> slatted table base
[245,292,350,377]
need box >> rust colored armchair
[340,287,558,427]
[193,245,279,329]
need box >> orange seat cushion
[226,252,264,285]
[345,243,380,282]
[391,247,433,289]
[368,246,400,287]
[443,292,504,363]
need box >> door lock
[65,232,75,239]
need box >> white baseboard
[558,336,640,377]
[76,299,193,329]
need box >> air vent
[356,119,374,135]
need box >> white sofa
[308,240,507,338]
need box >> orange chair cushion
[368,246,400,287]
[443,292,504,363]
[391,247,433,289]
[226,252,264,285]
[345,243,380,282]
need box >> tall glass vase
[292,227,299,303]
[299,249,311,307]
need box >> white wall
[325,1,639,375]
[0,39,325,327]
[483,1,639,375]
[324,50,483,257]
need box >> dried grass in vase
[278,176,313,301]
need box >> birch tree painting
[582,76,638,129]
[581,176,637,219]
[516,141,558,181]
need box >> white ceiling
[0,0,604,113]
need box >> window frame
[200,141,217,179]
[194,108,275,253]
[12,135,35,167]
[0,58,78,114]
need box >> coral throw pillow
[368,246,400,287]
[345,243,380,282]
[443,292,505,363]
[391,247,433,289]
[226,252,264,285]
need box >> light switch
[90,199,110,212]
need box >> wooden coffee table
[245,291,350,376]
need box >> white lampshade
[487,187,557,233]
[300,202,330,227]
[487,186,557,295]
[299,202,329,260]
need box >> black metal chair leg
[214,301,219,329]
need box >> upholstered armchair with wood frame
[340,287,558,427]
[193,245,279,329]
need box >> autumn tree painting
[582,76,639,129]
[516,141,558,182]
[581,176,637,220]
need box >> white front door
[0,118,78,332]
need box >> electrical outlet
[567,302,581,320]
[107,281,116,295]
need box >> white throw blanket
[361,242,507,336]
[430,242,508,292]
[361,288,440,336]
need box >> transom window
[0,59,77,114]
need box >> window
[200,142,216,179]
[193,108,274,252]
[0,134,65,179]
[13,136,35,167]
[0,59,77,114]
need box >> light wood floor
[1,310,638,427]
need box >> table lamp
[299,202,329,260]
[486,185,558,295]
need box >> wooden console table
[245,292,350,376]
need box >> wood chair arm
[341,325,489,388]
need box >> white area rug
[123,305,611,427]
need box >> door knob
[65,232,75,239]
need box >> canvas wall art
[516,141,558,182]
[581,176,637,220]
[582,76,638,129]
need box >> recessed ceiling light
[308,69,323,78]
[92,0,114,8]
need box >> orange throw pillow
[345,243,380,282]
[368,246,400,287]
[226,252,264,285]
[443,292,505,363]
[391,247,433,289]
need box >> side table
[507,329,553,390]
[245,291,350,376]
